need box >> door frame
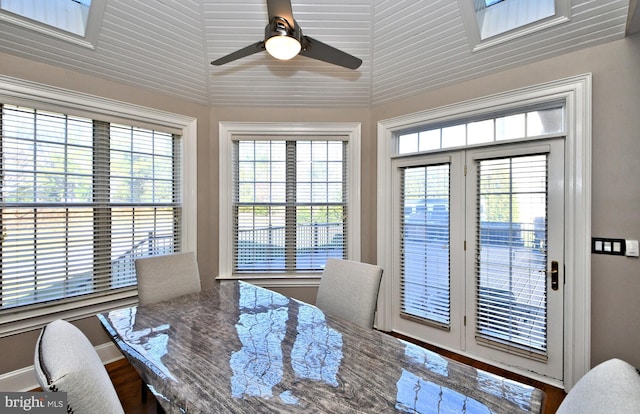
[376,74,592,390]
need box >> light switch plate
[592,237,626,255]
[625,240,639,257]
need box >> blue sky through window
[0,0,92,36]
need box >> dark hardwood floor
[106,358,159,414]
[106,332,566,413]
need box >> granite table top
[97,280,544,413]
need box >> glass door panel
[466,141,564,380]
[400,163,451,329]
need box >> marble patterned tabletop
[97,281,544,413]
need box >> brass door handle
[539,260,559,290]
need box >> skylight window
[460,0,570,51]
[476,0,555,39]
[0,0,105,48]
[1,0,91,36]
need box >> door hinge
[464,240,467,251]
[464,165,467,176]
[464,315,467,326]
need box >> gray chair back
[556,358,640,414]
[316,258,383,329]
[34,319,124,414]
[135,252,201,305]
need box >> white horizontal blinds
[0,104,181,311]
[295,140,346,270]
[233,138,346,273]
[1,106,96,309]
[400,163,451,329]
[475,154,548,355]
[108,123,181,285]
[234,140,286,272]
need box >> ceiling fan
[210,0,362,70]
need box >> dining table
[97,280,545,413]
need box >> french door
[393,139,564,381]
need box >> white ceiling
[0,0,634,108]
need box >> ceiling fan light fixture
[212,1,362,70]
[265,17,301,60]
[265,35,301,60]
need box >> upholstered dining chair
[134,251,201,306]
[134,251,201,407]
[34,319,125,414]
[315,258,384,329]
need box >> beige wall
[0,33,639,378]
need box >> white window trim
[0,74,197,336]
[377,74,592,390]
[218,122,361,283]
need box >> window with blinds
[475,154,548,355]
[0,104,181,311]
[400,163,451,329]
[233,139,346,273]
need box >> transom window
[397,106,564,155]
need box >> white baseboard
[95,341,125,365]
[0,342,123,392]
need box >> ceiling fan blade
[267,0,294,24]
[211,41,265,66]
[299,36,362,69]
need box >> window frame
[0,75,197,337]
[218,122,361,287]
